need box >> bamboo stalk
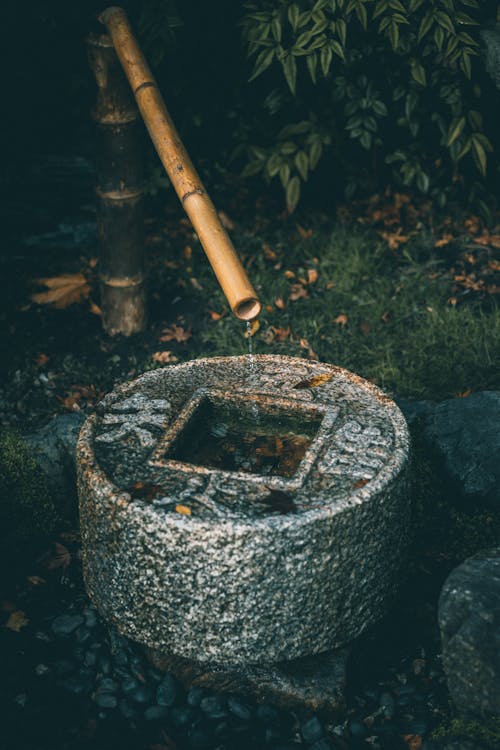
[87,32,147,336]
[98,7,261,322]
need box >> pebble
[144,705,168,721]
[187,686,206,706]
[170,705,195,727]
[257,703,279,724]
[301,716,323,742]
[119,699,137,720]
[83,607,98,628]
[227,695,252,721]
[94,693,117,709]
[310,740,333,750]
[380,691,395,719]
[200,694,228,720]
[130,684,152,704]
[187,725,211,749]
[51,614,84,636]
[75,625,91,644]
[156,674,178,706]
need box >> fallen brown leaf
[262,490,297,514]
[402,735,422,750]
[334,314,348,327]
[288,284,309,302]
[284,270,295,280]
[31,273,91,309]
[34,353,49,367]
[42,542,71,571]
[307,268,318,285]
[489,260,500,271]
[175,504,192,516]
[473,234,500,249]
[293,373,333,389]
[152,351,178,364]
[354,478,370,488]
[160,325,192,344]
[183,245,192,261]
[5,610,29,632]
[263,244,277,261]
[129,482,164,502]
[209,310,224,321]
[274,297,286,310]
[296,223,313,239]
[359,320,371,335]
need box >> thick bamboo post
[98,7,261,321]
[87,32,147,336]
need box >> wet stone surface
[78,355,410,664]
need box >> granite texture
[425,392,500,507]
[146,645,349,717]
[77,355,410,665]
[439,547,500,718]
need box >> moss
[432,717,500,748]
[0,430,59,554]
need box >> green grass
[171,224,500,400]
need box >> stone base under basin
[145,645,350,717]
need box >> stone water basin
[77,355,410,665]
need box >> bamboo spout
[98,6,261,321]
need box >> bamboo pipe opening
[98,6,262,322]
[235,298,262,322]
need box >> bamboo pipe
[98,7,261,321]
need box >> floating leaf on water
[262,490,297,514]
[353,478,370,488]
[292,373,333,389]
[129,481,165,502]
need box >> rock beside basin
[78,355,410,665]
[439,547,500,718]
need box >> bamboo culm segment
[87,32,147,336]
[99,7,261,321]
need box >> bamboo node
[134,81,156,96]
[181,188,205,203]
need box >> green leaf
[320,45,333,75]
[467,110,482,129]
[279,163,291,188]
[360,131,372,149]
[331,40,345,60]
[411,59,427,86]
[416,171,430,192]
[435,11,454,33]
[337,18,347,45]
[286,176,301,213]
[434,25,445,51]
[249,48,275,81]
[267,152,282,177]
[307,52,318,82]
[460,52,472,78]
[282,54,297,94]
[241,160,263,178]
[271,17,282,42]
[309,141,323,169]
[288,4,300,32]
[472,136,487,175]
[280,141,297,155]
[418,11,434,41]
[296,30,314,47]
[446,116,466,146]
[295,151,309,180]
[389,21,399,50]
[372,100,388,116]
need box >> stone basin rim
[77,354,410,531]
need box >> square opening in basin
[163,393,322,478]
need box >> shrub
[239,0,497,211]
